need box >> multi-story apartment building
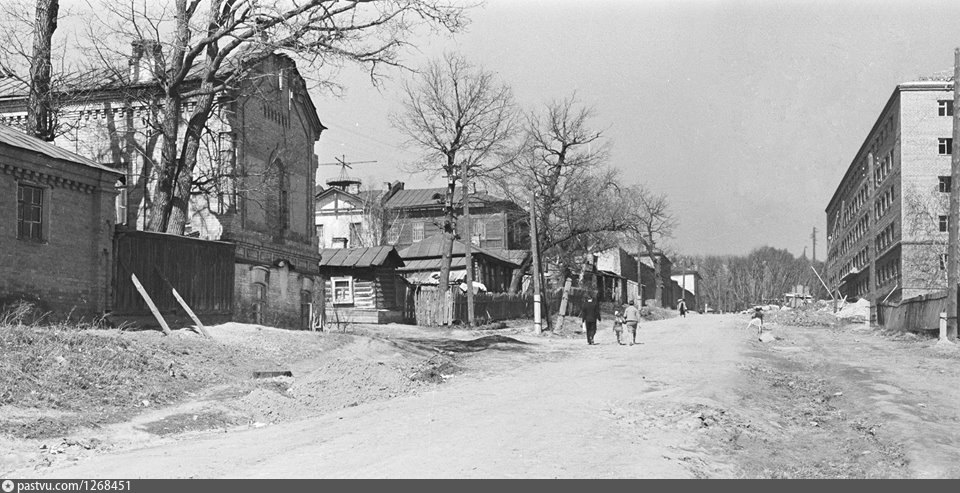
[825,80,954,303]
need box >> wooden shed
[319,246,408,325]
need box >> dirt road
[19,313,960,478]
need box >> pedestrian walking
[622,299,640,346]
[612,310,625,345]
[580,296,601,345]
[677,298,688,318]
[747,306,764,337]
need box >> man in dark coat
[580,296,601,345]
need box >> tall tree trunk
[146,0,190,232]
[438,171,456,295]
[26,0,59,141]
[508,255,532,294]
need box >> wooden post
[170,287,210,338]
[530,193,542,333]
[949,47,960,340]
[461,169,476,326]
[131,273,171,336]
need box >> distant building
[397,234,519,293]
[638,252,673,308]
[381,182,528,251]
[0,125,122,317]
[594,247,640,304]
[671,270,703,311]
[314,186,384,250]
[825,80,954,303]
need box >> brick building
[825,80,953,303]
[0,43,326,328]
[0,124,122,317]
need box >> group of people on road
[578,296,690,346]
[579,297,641,346]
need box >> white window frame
[332,276,354,305]
[412,222,424,242]
[940,100,954,117]
[939,138,953,155]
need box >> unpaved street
[21,314,960,478]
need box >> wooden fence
[112,229,235,321]
[877,291,947,332]
[411,287,533,326]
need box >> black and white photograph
[1,0,960,480]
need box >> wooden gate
[112,229,235,321]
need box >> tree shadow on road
[399,335,534,354]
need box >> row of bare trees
[675,247,827,313]
[390,53,677,305]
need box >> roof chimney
[129,39,161,83]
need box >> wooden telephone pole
[530,193,542,333]
[947,48,960,341]
[811,227,817,263]
[461,160,475,326]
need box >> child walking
[613,310,625,345]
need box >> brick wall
[234,263,323,330]
[0,145,119,318]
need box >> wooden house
[380,183,528,251]
[397,234,519,293]
[319,246,407,325]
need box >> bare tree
[81,0,470,234]
[489,94,631,292]
[624,185,676,307]
[0,0,96,140]
[23,0,59,141]
[357,184,404,247]
[392,52,516,293]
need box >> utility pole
[461,163,475,326]
[947,47,960,341]
[530,193,542,333]
[811,227,817,263]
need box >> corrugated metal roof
[396,257,467,271]
[319,246,403,268]
[383,187,508,209]
[0,124,121,175]
[398,234,518,267]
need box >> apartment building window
[940,215,949,232]
[940,176,952,193]
[939,138,953,155]
[17,184,44,241]
[412,222,424,242]
[940,100,954,117]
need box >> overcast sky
[310,0,960,258]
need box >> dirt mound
[767,307,839,327]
